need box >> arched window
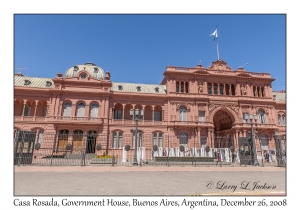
[90,103,98,119]
[63,102,72,118]
[76,102,85,119]
[278,114,286,126]
[153,132,163,147]
[86,131,97,153]
[73,130,83,152]
[258,109,267,124]
[58,130,69,151]
[180,132,188,149]
[112,131,123,149]
[179,106,187,122]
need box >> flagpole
[216,26,220,60]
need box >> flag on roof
[210,27,218,41]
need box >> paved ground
[14,166,286,196]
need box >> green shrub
[93,155,114,159]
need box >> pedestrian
[266,151,269,163]
[216,152,221,166]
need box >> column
[229,84,232,96]
[179,82,182,93]
[197,128,201,148]
[46,104,49,117]
[122,106,125,123]
[112,107,114,122]
[22,100,27,116]
[152,107,154,122]
[255,85,258,97]
[34,100,38,117]
[71,103,76,119]
[207,128,211,147]
[212,84,214,95]
[235,131,239,149]
[218,83,220,95]
[85,104,90,119]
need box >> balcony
[52,116,104,123]
[111,119,165,126]
[14,116,46,122]
[170,121,211,126]
[241,123,277,128]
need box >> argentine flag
[210,28,218,41]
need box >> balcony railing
[241,123,276,128]
[53,116,103,122]
[112,119,164,125]
[14,116,46,122]
[170,121,210,126]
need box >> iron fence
[14,131,286,167]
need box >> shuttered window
[63,102,71,117]
[76,102,85,118]
[90,103,98,118]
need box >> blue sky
[14,14,286,91]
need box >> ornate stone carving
[207,59,232,71]
[240,85,247,95]
[198,82,203,93]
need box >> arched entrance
[213,109,235,148]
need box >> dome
[65,62,105,80]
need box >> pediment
[208,59,232,71]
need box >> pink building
[14,60,286,165]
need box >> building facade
[14,60,286,163]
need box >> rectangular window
[114,110,122,119]
[214,86,218,95]
[112,132,117,148]
[201,137,207,148]
[176,82,179,92]
[24,106,31,116]
[282,116,285,126]
[153,133,157,146]
[158,133,163,147]
[43,107,47,117]
[199,111,205,122]
[208,85,212,95]
[220,86,224,95]
[153,133,163,147]
[118,133,123,148]
[181,82,184,93]
[154,112,160,121]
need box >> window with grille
[153,133,163,147]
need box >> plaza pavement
[14,166,286,196]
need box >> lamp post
[244,114,259,166]
[130,108,144,166]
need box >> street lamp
[244,114,259,166]
[130,108,144,166]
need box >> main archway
[212,109,235,148]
